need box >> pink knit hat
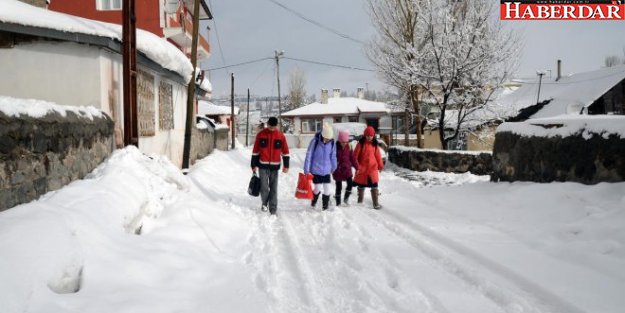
[338,130,350,142]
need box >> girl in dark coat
[333,130,359,206]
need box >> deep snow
[1,146,624,313]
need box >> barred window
[159,81,174,130]
[137,70,155,137]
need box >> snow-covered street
[1,146,624,313]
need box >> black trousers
[335,177,354,197]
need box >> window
[301,118,322,133]
[348,116,358,123]
[159,81,174,130]
[333,117,342,123]
[97,0,122,11]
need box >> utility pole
[231,73,235,150]
[123,0,138,147]
[182,0,201,169]
[274,50,284,130]
[246,88,250,146]
[536,71,546,105]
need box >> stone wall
[190,127,215,165]
[0,111,114,211]
[492,131,625,184]
[388,147,493,175]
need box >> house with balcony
[48,0,213,96]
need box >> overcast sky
[201,0,625,100]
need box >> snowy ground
[1,146,624,313]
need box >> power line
[283,56,375,72]
[265,0,366,45]
[208,0,227,66]
[206,57,273,71]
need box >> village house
[282,88,391,148]
[0,0,198,166]
[198,100,239,139]
[430,62,625,151]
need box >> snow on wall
[497,115,625,139]
[0,95,102,120]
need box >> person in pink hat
[332,130,359,206]
[353,126,384,209]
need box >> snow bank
[0,147,262,313]
[0,0,193,81]
[0,95,103,120]
[497,115,625,139]
[394,145,492,155]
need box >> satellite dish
[164,0,179,14]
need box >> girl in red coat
[353,126,384,209]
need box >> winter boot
[322,195,330,211]
[311,192,320,209]
[371,189,381,210]
[335,194,341,206]
[343,190,351,206]
[357,188,365,204]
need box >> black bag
[248,173,261,197]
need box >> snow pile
[0,0,193,81]
[498,115,625,139]
[0,147,263,313]
[0,95,103,120]
[394,145,492,155]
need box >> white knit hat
[321,123,334,139]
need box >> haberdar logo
[500,1,625,20]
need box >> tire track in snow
[355,207,587,313]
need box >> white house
[0,0,194,167]
[282,88,391,147]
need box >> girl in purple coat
[333,130,359,206]
[303,123,337,210]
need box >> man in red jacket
[251,117,290,215]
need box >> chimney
[320,89,329,104]
[556,59,562,81]
[333,88,341,98]
[357,87,365,99]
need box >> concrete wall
[0,110,114,211]
[0,40,189,168]
[492,131,625,184]
[190,127,214,165]
[388,147,493,175]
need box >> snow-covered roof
[198,100,239,116]
[435,65,625,131]
[0,95,103,120]
[496,65,625,119]
[497,115,625,139]
[0,0,193,81]
[282,97,389,117]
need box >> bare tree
[604,55,622,67]
[286,67,307,112]
[368,0,519,150]
[367,0,423,147]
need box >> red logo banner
[500,1,625,20]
